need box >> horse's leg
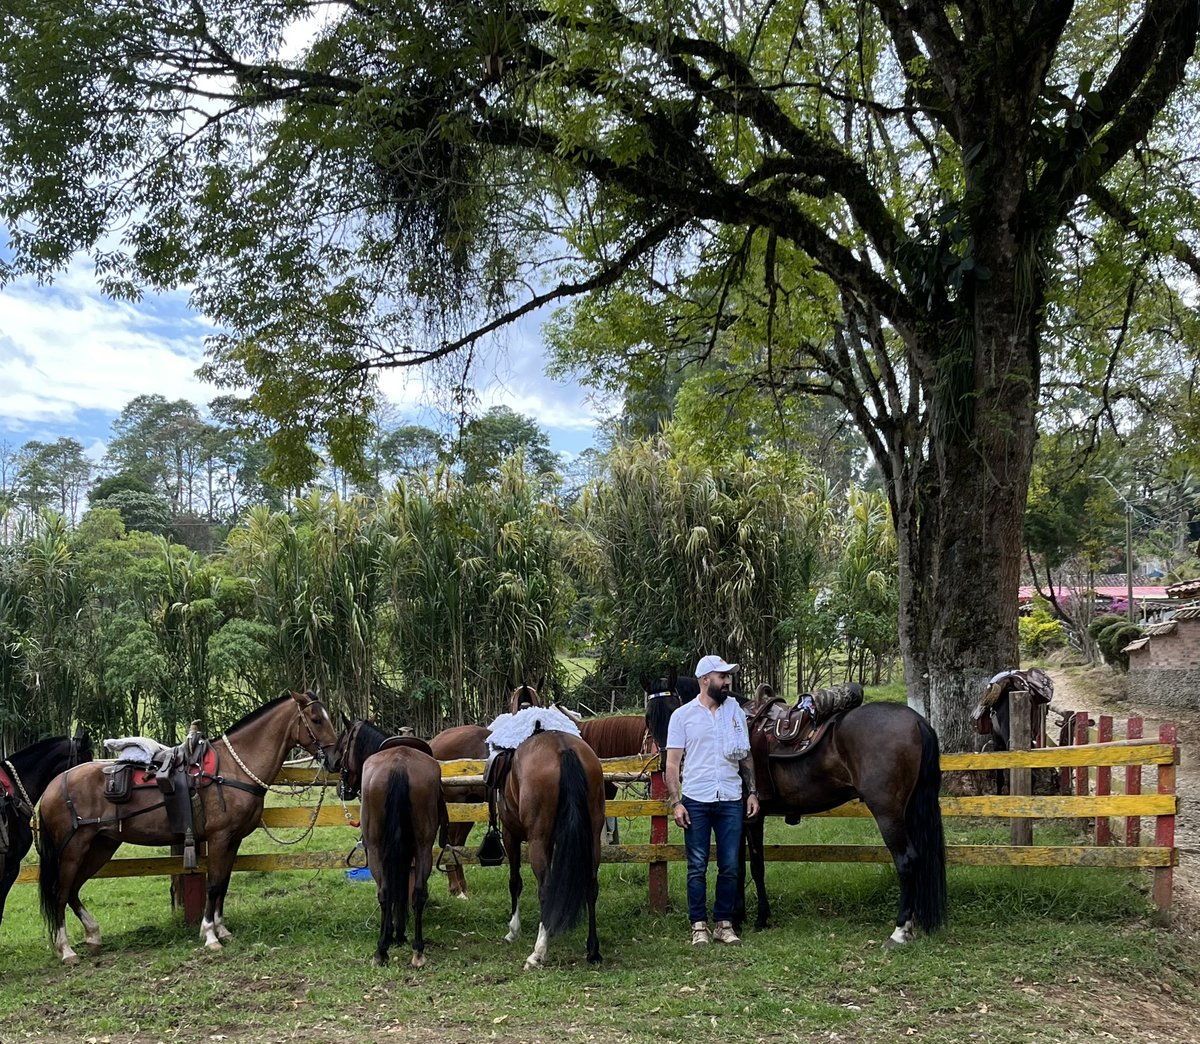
[744,816,769,930]
[199,837,239,951]
[503,827,523,943]
[67,834,120,956]
[868,809,917,947]
[373,842,395,967]
[525,837,550,971]
[584,863,601,966]
[604,782,618,845]
[410,844,433,969]
[45,830,94,966]
[0,817,30,926]
[445,819,471,898]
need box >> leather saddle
[102,724,213,869]
[747,684,864,802]
[377,734,435,757]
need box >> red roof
[1018,586,1169,600]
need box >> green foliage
[1096,620,1142,672]
[96,488,174,535]
[1018,601,1067,658]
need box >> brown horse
[428,723,490,898]
[37,691,340,964]
[1,731,93,927]
[497,730,605,969]
[337,720,448,968]
[577,715,654,843]
[646,686,947,945]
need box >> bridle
[336,719,368,801]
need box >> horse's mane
[578,715,647,759]
[351,720,389,767]
[222,694,295,735]
[4,734,75,766]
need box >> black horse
[646,685,947,946]
[0,730,93,926]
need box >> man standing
[665,655,759,945]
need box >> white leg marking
[80,908,102,953]
[524,923,549,970]
[886,919,916,947]
[55,926,79,966]
[199,916,222,950]
[504,907,521,943]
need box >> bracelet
[672,799,684,807]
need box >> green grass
[2,808,1195,1043]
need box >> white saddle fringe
[486,706,581,751]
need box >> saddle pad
[128,747,218,788]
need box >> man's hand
[746,794,760,818]
[672,801,691,827]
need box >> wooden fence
[15,721,1179,921]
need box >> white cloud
[0,259,210,426]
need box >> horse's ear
[535,674,544,692]
[340,711,352,729]
[289,690,305,704]
[668,668,677,691]
[639,673,652,693]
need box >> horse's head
[641,674,682,751]
[333,718,363,800]
[70,727,94,768]
[288,690,341,771]
[510,683,541,714]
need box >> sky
[0,254,609,471]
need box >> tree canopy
[1,0,1198,745]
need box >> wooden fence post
[1095,716,1113,845]
[649,765,669,912]
[1009,690,1032,846]
[1125,716,1143,847]
[170,843,206,926]
[1154,722,1178,922]
[1059,711,1073,795]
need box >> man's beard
[710,687,730,705]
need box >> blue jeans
[681,796,742,924]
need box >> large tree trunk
[896,269,1041,751]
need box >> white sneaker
[691,921,712,945]
[713,921,742,945]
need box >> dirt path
[1048,665,1200,938]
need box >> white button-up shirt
[666,697,747,802]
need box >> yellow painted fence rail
[14,728,1180,917]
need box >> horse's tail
[540,747,595,937]
[382,769,415,927]
[907,716,948,933]
[37,807,62,937]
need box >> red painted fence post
[1154,722,1178,921]
[1125,716,1143,847]
[649,766,669,912]
[1095,715,1112,845]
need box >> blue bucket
[344,866,374,882]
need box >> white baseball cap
[695,655,739,677]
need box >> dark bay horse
[647,687,947,946]
[497,730,605,969]
[37,691,340,964]
[577,715,654,843]
[337,720,448,968]
[1,731,93,926]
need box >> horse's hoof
[85,942,103,956]
[587,953,602,966]
[411,952,426,969]
[205,940,223,952]
[372,953,388,968]
[504,932,517,944]
[62,953,80,967]
[453,892,469,901]
[216,926,233,941]
[524,956,542,971]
